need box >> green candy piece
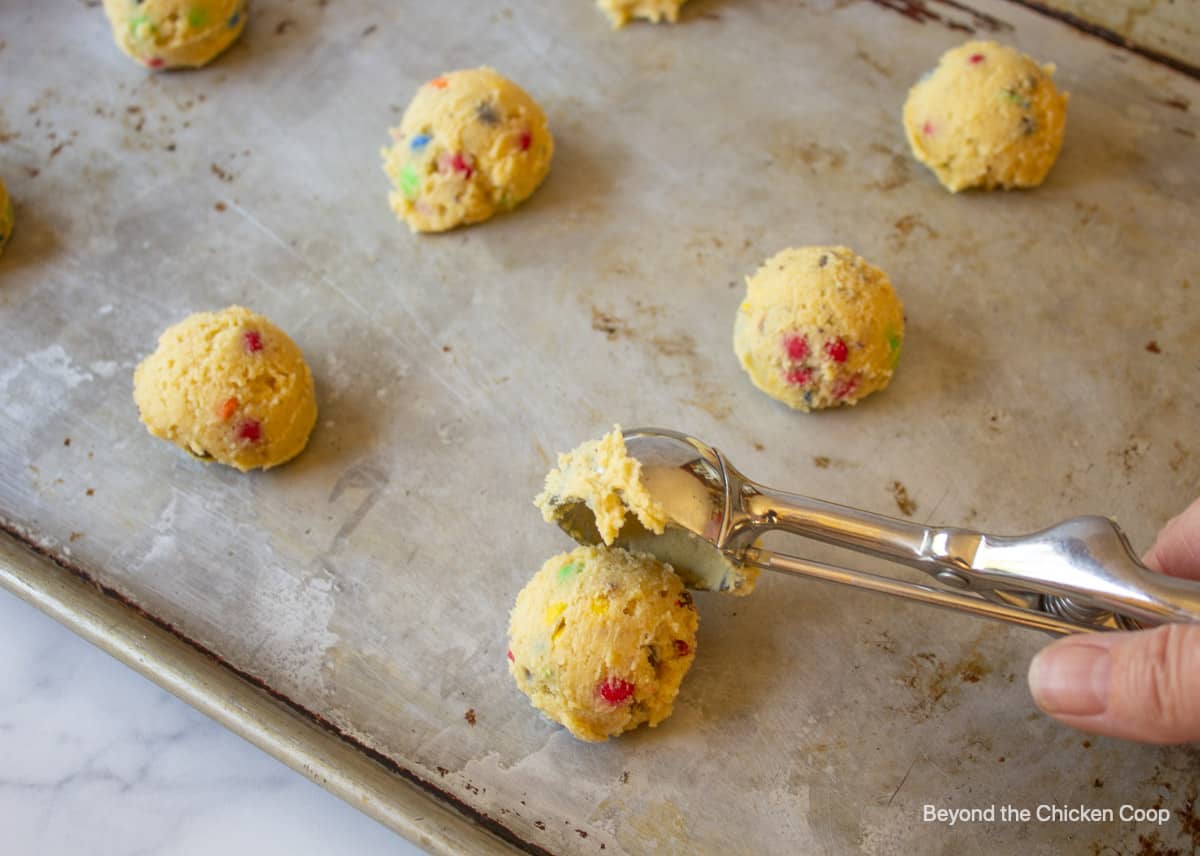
[399,162,420,200]
[129,14,154,38]
[188,7,209,27]
[885,327,902,368]
[1001,89,1031,110]
[557,561,582,581]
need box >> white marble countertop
[0,591,429,856]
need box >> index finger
[1142,496,1200,581]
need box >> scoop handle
[730,482,1200,629]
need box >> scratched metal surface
[1,0,1199,853]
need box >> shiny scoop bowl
[547,428,1200,635]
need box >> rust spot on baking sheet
[813,456,831,469]
[769,139,846,173]
[891,214,938,249]
[591,308,626,340]
[890,481,917,516]
[1074,201,1101,226]
[85,488,95,496]
[1133,830,1185,856]
[361,24,378,37]
[1150,96,1190,112]
[855,48,892,77]
[865,0,1012,35]
[865,150,911,192]
[587,300,732,420]
[275,18,296,35]
[69,532,83,542]
[210,163,233,183]
[1146,340,1161,353]
[898,648,992,719]
[214,201,227,212]
[752,441,765,452]
[1003,1,1200,81]
[464,708,476,726]
[0,521,556,856]
[1169,441,1190,473]
[63,438,70,446]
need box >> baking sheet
[2,0,1199,853]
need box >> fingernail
[1029,642,1112,716]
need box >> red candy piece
[147,57,165,69]
[673,640,690,657]
[597,677,635,705]
[237,419,262,442]
[824,337,848,363]
[518,131,532,152]
[506,649,515,662]
[429,76,448,89]
[782,333,809,362]
[832,377,859,400]
[922,120,934,136]
[969,53,985,65]
[785,367,812,387]
[439,152,474,179]
[243,330,263,353]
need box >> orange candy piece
[217,397,238,421]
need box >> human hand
[1027,496,1200,743]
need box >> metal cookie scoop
[547,428,1200,635]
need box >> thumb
[1028,623,1200,743]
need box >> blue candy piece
[227,12,240,27]
[410,133,432,151]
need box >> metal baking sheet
[2,0,1199,853]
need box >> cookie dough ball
[597,0,688,27]
[734,247,904,411]
[133,306,317,471]
[102,0,247,70]
[0,178,12,257]
[508,545,698,742]
[381,68,554,233]
[903,40,1068,192]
